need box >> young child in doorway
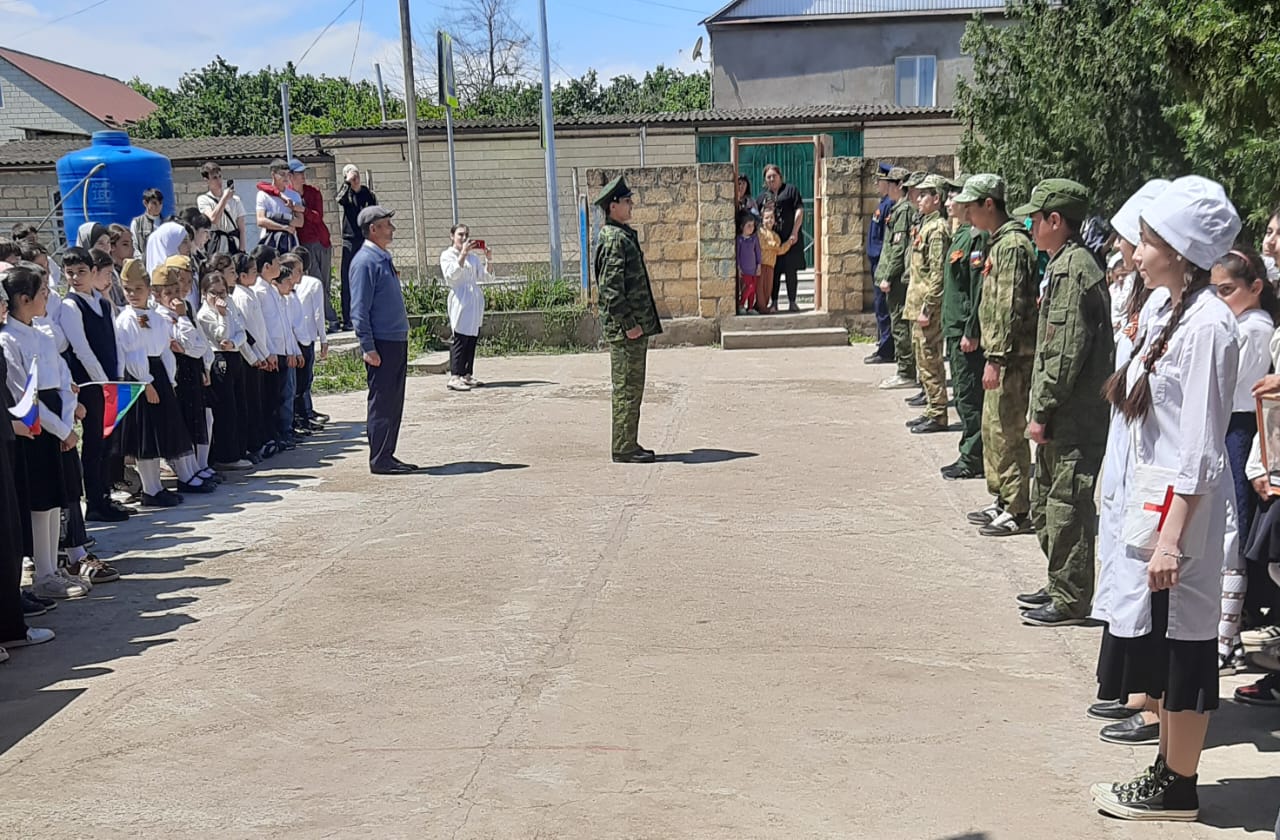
[756,205,791,314]
[736,212,761,315]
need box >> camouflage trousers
[888,283,916,381]
[1031,441,1103,617]
[610,337,649,455]
[911,317,947,423]
[981,356,1032,516]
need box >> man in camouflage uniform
[1014,179,1114,626]
[955,174,1038,537]
[903,174,951,434]
[594,175,663,464]
[873,167,918,390]
[939,175,989,479]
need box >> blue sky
[8,0,714,90]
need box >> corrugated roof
[0,48,156,127]
[0,134,329,168]
[334,105,953,136]
[703,0,1005,23]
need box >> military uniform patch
[970,251,984,268]
[982,257,993,277]
[950,248,965,263]
[893,232,904,244]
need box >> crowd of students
[0,210,331,663]
[868,167,1280,823]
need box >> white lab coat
[1232,308,1274,413]
[440,246,488,336]
[1092,286,1238,641]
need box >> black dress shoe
[905,392,927,406]
[1100,714,1160,745]
[909,418,949,434]
[905,415,930,428]
[392,459,420,471]
[612,449,656,464]
[85,506,128,523]
[371,463,417,475]
[1088,700,1143,722]
[1021,602,1088,627]
[1016,588,1051,610]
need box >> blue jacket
[350,242,410,352]
[867,194,895,260]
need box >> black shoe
[910,418,949,434]
[371,463,417,475]
[863,352,893,365]
[340,322,353,332]
[1088,700,1143,721]
[293,426,314,437]
[1093,764,1198,822]
[904,415,930,428]
[980,511,1035,536]
[612,449,656,464]
[392,459,420,471]
[905,392,927,407]
[85,506,128,523]
[310,412,330,424]
[177,480,216,495]
[1016,588,1052,610]
[1022,602,1088,627]
[1100,714,1160,745]
[20,591,47,617]
[142,490,183,507]
[941,463,982,480]
[109,500,137,516]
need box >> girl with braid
[1090,176,1242,822]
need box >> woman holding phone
[440,224,491,392]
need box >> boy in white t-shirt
[197,161,247,255]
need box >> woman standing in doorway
[757,164,806,312]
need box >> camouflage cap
[953,173,1006,204]
[904,170,928,188]
[880,165,910,183]
[1012,178,1090,219]
[945,174,967,191]
[918,174,949,193]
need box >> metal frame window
[894,55,937,107]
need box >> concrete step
[408,351,450,374]
[721,311,837,332]
[721,327,849,350]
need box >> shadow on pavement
[474,380,556,389]
[423,461,530,476]
[656,449,759,465]
[1187,775,1280,833]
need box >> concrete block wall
[0,56,105,143]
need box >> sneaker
[1243,642,1280,673]
[863,352,893,365]
[1092,764,1198,822]
[447,377,471,392]
[25,590,55,609]
[2,627,55,648]
[736,307,748,315]
[979,510,1034,537]
[967,501,1003,526]
[310,412,330,424]
[58,567,90,592]
[1090,756,1166,801]
[20,592,46,617]
[32,574,88,600]
[67,555,120,584]
[463,376,483,388]
[878,375,920,390]
[1219,642,1246,675]
[1099,713,1160,745]
[1017,588,1052,610]
[1234,673,1280,706]
[1241,625,1280,649]
[940,463,982,481]
[214,459,254,471]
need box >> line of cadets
[0,218,330,663]
[869,168,1280,822]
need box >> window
[895,56,937,107]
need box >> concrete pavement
[0,346,1276,839]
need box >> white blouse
[1233,308,1274,413]
[60,289,116,383]
[251,278,298,356]
[0,317,76,441]
[155,302,213,369]
[232,284,270,360]
[115,304,177,386]
[197,296,261,365]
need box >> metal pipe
[281,83,293,160]
[399,0,428,279]
[373,62,388,123]
[537,0,562,279]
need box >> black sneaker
[1234,672,1280,706]
[1022,602,1088,627]
[1090,756,1165,800]
[863,352,893,365]
[905,392,927,407]
[1093,764,1198,822]
[1100,713,1160,745]
[910,418,949,434]
[941,463,982,480]
[20,591,46,617]
[1087,700,1141,721]
[1017,588,1052,610]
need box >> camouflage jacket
[873,196,913,291]
[595,220,663,342]
[1030,239,1114,445]
[942,222,989,341]
[977,220,1039,363]
[904,211,949,321]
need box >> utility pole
[373,62,388,123]
[280,83,293,160]
[537,0,561,279]
[398,0,428,279]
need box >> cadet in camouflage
[874,166,919,388]
[1016,178,1115,626]
[904,174,951,433]
[594,175,663,464]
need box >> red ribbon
[1142,485,1175,532]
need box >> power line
[555,1,669,29]
[297,0,360,68]
[622,0,708,13]
[15,0,112,39]
[348,0,365,80]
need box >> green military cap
[945,174,967,191]
[904,170,928,188]
[594,174,633,209]
[880,165,910,182]
[1012,178,1090,219]
[918,174,948,192]
[954,173,1006,204]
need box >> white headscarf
[76,222,109,250]
[145,221,188,275]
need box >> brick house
[0,48,156,142]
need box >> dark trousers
[0,440,28,641]
[259,367,280,446]
[869,256,893,360]
[450,333,478,377]
[243,364,266,452]
[340,245,356,326]
[366,340,408,469]
[772,264,799,308]
[294,342,315,421]
[59,449,87,550]
[210,352,246,464]
[947,337,985,471]
[302,242,338,325]
[277,366,296,444]
[77,384,109,512]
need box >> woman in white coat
[1090,176,1242,822]
[440,224,490,392]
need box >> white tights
[30,508,60,579]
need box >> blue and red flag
[7,357,39,435]
[96,382,145,438]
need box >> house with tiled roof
[0,47,156,142]
[701,0,1007,111]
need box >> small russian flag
[7,357,39,435]
[99,382,146,438]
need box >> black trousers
[294,342,315,421]
[242,364,266,452]
[450,333,478,377]
[0,440,28,641]
[260,367,281,445]
[366,339,408,470]
[340,245,356,326]
[772,263,799,307]
[77,384,110,512]
[210,351,247,463]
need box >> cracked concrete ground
[0,346,1276,839]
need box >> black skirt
[120,357,195,461]
[17,389,67,512]
[1096,589,1219,713]
[174,354,209,445]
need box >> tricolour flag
[7,357,39,435]
[97,382,146,438]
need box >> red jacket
[298,183,331,248]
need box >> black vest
[65,293,118,384]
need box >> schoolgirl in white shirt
[199,254,259,469]
[232,251,275,459]
[286,247,329,429]
[153,271,218,487]
[251,246,300,450]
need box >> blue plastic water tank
[56,131,174,240]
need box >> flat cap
[954,173,1006,204]
[357,205,395,228]
[594,175,633,209]
[1012,178,1090,220]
